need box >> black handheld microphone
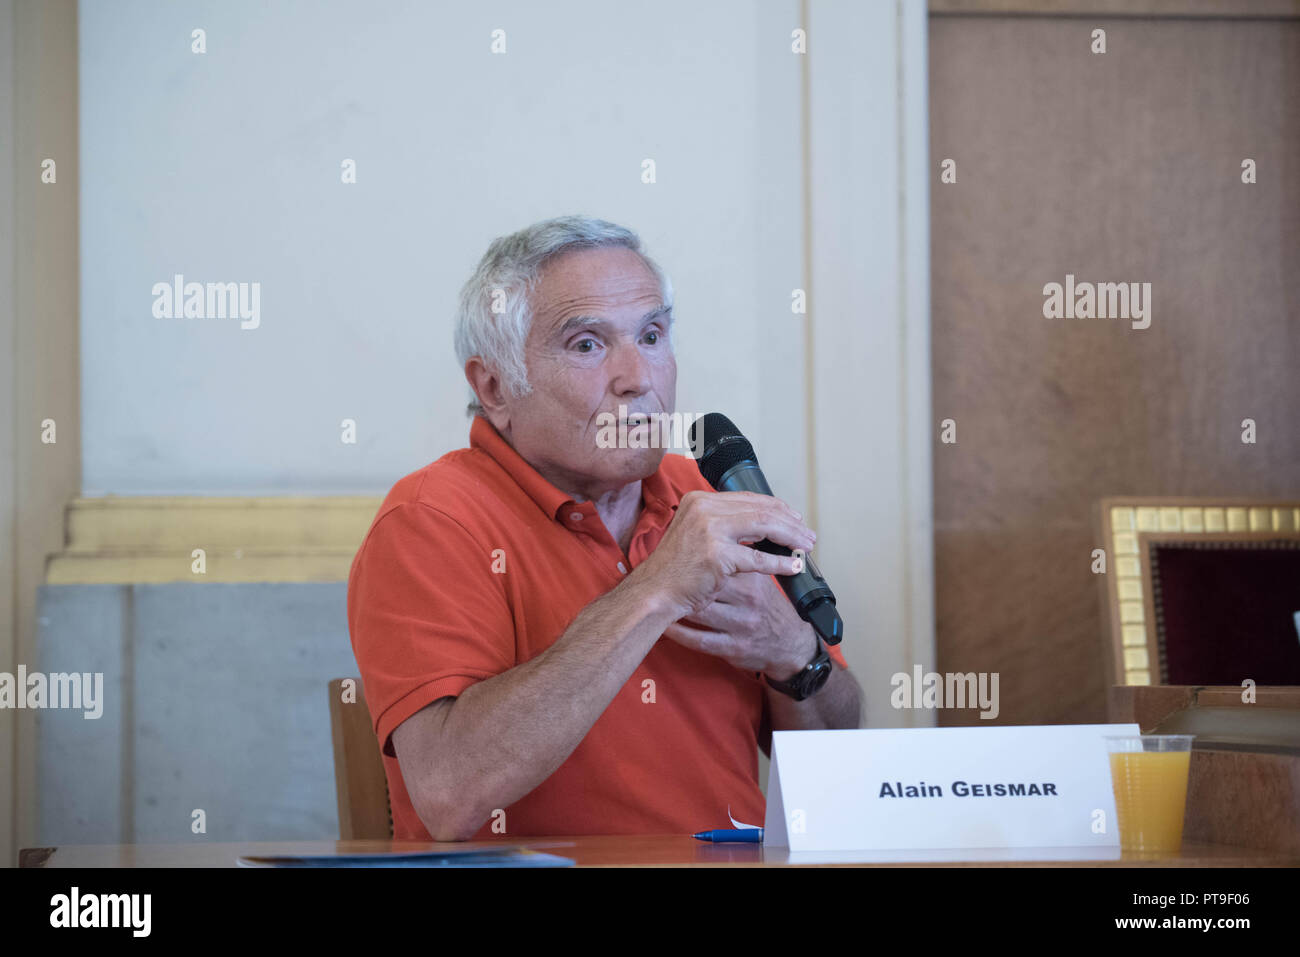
[688,413,843,646]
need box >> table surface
[19,835,1300,868]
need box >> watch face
[805,660,832,696]
[767,648,833,700]
[790,657,832,699]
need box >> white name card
[763,724,1138,851]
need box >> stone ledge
[48,497,382,583]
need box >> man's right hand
[628,489,816,620]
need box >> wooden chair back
[327,678,392,839]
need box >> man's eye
[575,338,596,353]
[644,330,659,345]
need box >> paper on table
[237,847,574,868]
[728,806,763,831]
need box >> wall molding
[46,497,381,584]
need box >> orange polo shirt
[346,415,847,840]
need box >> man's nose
[609,338,653,395]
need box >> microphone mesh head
[690,413,759,489]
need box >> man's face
[497,245,676,499]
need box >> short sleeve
[347,503,515,757]
[826,642,848,670]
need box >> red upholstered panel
[1152,541,1300,685]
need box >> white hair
[453,215,674,417]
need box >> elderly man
[347,216,861,841]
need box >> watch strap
[763,637,831,701]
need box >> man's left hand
[661,570,818,679]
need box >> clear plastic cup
[1105,734,1195,853]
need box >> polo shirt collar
[470,416,572,520]
[469,415,680,525]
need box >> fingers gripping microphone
[689,413,844,646]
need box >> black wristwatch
[763,635,833,701]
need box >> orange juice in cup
[1105,734,1194,853]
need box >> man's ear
[464,357,510,432]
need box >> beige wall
[1,0,81,867]
[5,0,933,861]
[806,0,935,729]
[929,7,1300,725]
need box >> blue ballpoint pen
[692,828,763,843]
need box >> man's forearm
[765,661,862,732]
[396,577,678,840]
